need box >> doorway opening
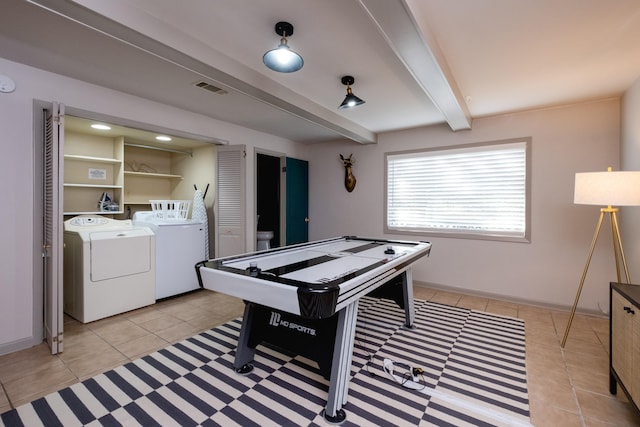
[256,153,282,249]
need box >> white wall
[0,57,307,354]
[621,75,640,281]
[308,99,621,313]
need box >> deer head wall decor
[340,154,356,192]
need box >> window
[385,138,530,242]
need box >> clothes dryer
[133,211,206,299]
[63,215,156,323]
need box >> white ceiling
[2,0,640,145]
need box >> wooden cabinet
[63,134,124,215]
[610,282,640,415]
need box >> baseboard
[0,336,43,357]
[414,280,608,318]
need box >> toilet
[256,215,274,251]
[256,230,274,251]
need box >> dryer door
[90,229,152,281]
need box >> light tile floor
[0,286,639,426]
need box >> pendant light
[263,21,304,73]
[338,76,365,109]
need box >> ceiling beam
[358,0,472,131]
[26,0,377,144]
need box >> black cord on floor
[355,333,377,377]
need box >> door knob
[304,217,309,223]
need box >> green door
[286,157,309,245]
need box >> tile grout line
[560,345,588,427]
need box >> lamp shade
[574,170,640,206]
[338,90,365,109]
[263,41,303,73]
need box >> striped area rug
[1,297,531,426]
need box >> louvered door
[215,145,246,257]
[43,102,64,354]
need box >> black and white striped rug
[1,297,531,426]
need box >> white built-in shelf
[63,154,121,164]
[124,171,183,180]
[64,211,124,215]
[124,142,192,157]
[64,183,124,189]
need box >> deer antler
[340,154,354,166]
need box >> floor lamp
[561,167,640,348]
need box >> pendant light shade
[263,22,304,73]
[338,76,365,109]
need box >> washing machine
[133,211,206,299]
[63,215,156,323]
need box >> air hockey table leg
[234,302,256,374]
[323,301,358,424]
[402,268,416,328]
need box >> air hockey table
[195,236,431,424]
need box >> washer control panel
[69,216,109,227]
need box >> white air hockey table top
[196,236,431,318]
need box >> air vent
[194,81,228,94]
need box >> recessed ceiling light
[91,124,111,130]
[156,135,172,142]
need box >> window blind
[386,141,528,239]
